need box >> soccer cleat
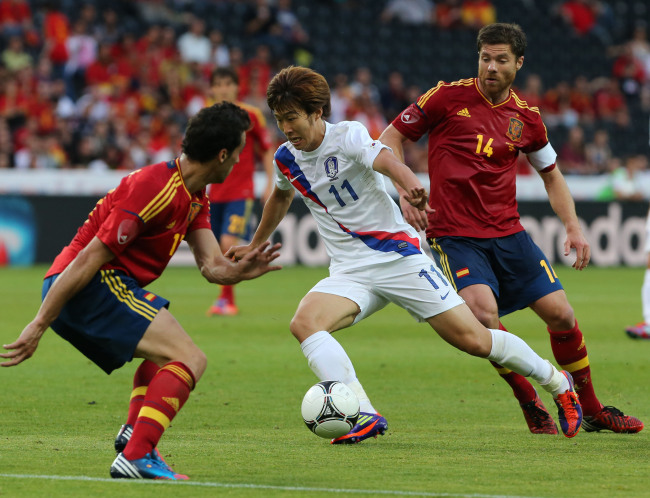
[625,322,650,339]
[206,298,239,316]
[114,424,133,453]
[331,412,388,444]
[110,452,188,480]
[582,406,644,433]
[115,424,172,471]
[519,391,559,435]
[553,371,583,438]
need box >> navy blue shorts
[428,231,563,317]
[210,199,254,240]
[43,270,169,374]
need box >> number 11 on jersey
[329,180,359,207]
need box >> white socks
[300,330,376,413]
[642,269,650,324]
[487,328,569,396]
[538,362,571,397]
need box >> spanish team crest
[324,156,338,180]
[187,202,202,224]
[506,117,524,142]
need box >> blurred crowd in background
[0,0,648,200]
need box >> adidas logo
[166,221,176,229]
[357,415,372,425]
[457,108,471,117]
[163,397,180,412]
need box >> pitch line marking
[0,473,544,498]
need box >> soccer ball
[301,380,360,439]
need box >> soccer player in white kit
[227,66,583,441]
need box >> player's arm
[538,166,590,270]
[1,237,115,367]
[379,124,429,231]
[186,228,281,285]
[226,185,294,261]
[373,148,430,212]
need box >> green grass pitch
[1,264,648,497]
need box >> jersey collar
[173,157,192,198]
[474,78,513,108]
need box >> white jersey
[274,120,423,273]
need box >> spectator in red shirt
[612,41,646,99]
[558,0,595,36]
[0,77,28,129]
[42,1,70,77]
[238,44,272,103]
[569,75,595,124]
[436,0,463,29]
[0,0,32,38]
[592,77,627,122]
[557,125,589,174]
[84,43,114,87]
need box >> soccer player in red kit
[206,67,275,316]
[0,102,281,480]
[380,23,643,435]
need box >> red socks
[126,360,160,426]
[490,360,538,404]
[123,361,196,460]
[220,285,234,304]
[548,320,601,415]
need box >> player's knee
[545,305,575,331]
[290,313,312,342]
[163,345,207,382]
[189,348,208,381]
[469,306,499,329]
[456,338,488,357]
[447,327,491,357]
[462,334,491,357]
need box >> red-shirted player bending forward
[1,102,282,480]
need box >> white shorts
[309,253,465,324]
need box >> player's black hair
[211,66,239,86]
[266,66,331,118]
[181,102,250,163]
[477,23,527,59]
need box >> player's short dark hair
[477,23,527,59]
[266,66,331,118]
[181,102,250,163]
[211,66,239,86]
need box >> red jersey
[46,159,211,286]
[392,78,551,239]
[208,101,272,203]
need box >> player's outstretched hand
[403,187,431,211]
[399,190,431,232]
[225,243,252,261]
[231,241,282,282]
[1,321,46,367]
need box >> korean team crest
[506,117,524,142]
[324,156,339,179]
